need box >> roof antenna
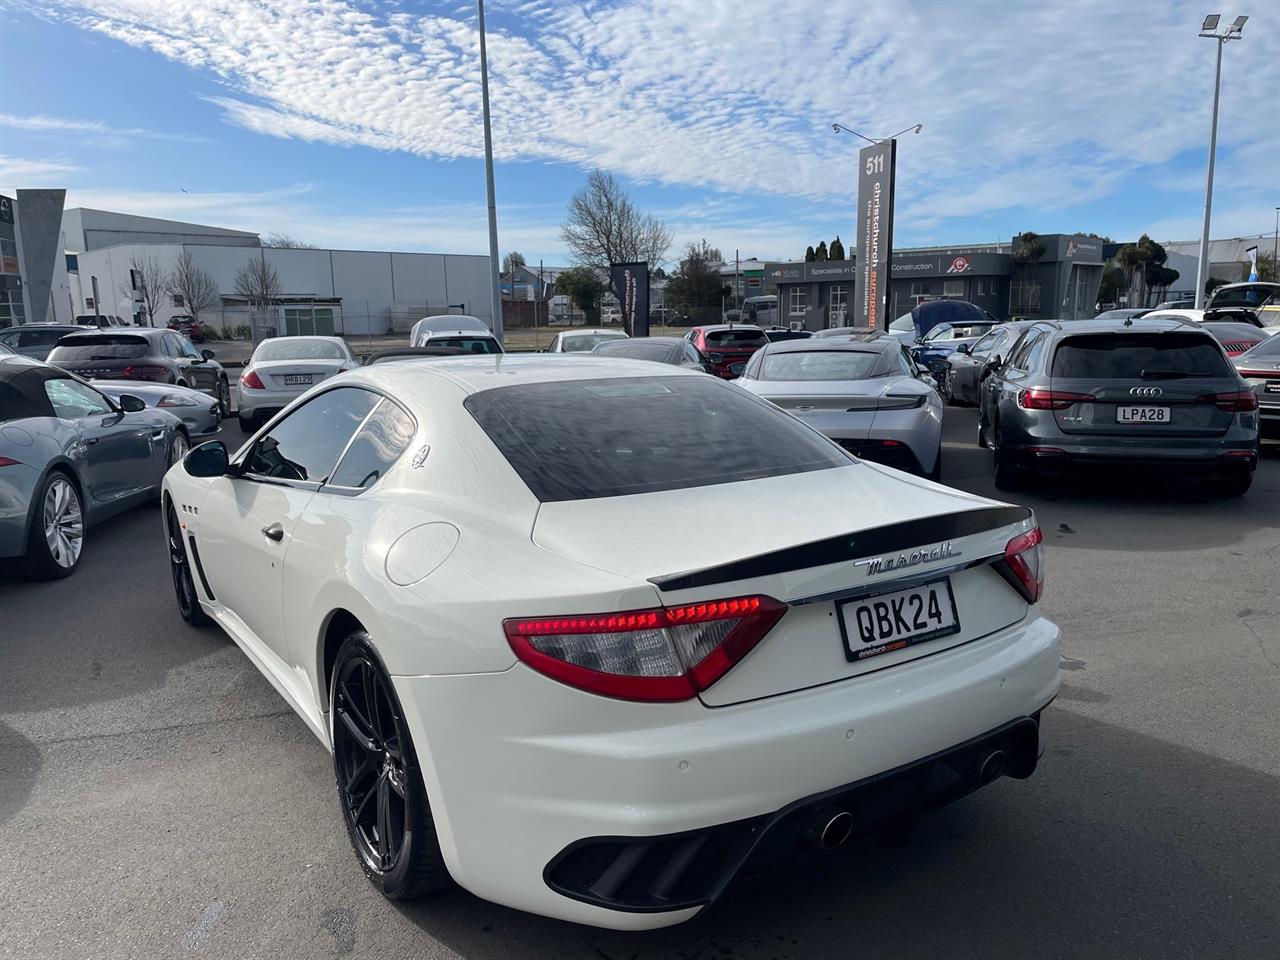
[1123,317,1133,326]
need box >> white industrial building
[61,208,494,337]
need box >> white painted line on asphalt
[183,901,225,951]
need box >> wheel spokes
[336,702,379,754]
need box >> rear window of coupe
[1051,333,1233,379]
[760,350,882,381]
[706,330,767,347]
[464,375,850,501]
[47,335,150,360]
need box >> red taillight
[241,370,265,390]
[120,364,170,381]
[1235,369,1278,379]
[1196,389,1258,412]
[997,527,1044,604]
[504,595,786,702]
[0,456,20,467]
[1018,388,1094,410]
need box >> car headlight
[158,394,200,408]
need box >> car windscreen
[594,340,677,363]
[255,340,346,361]
[760,350,881,381]
[430,337,501,354]
[464,375,850,502]
[47,335,149,360]
[890,314,914,331]
[706,329,767,347]
[561,334,621,352]
[1211,287,1278,310]
[1051,333,1233,379]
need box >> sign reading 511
[855,139,896,331]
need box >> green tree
[804,245,816,262]
[1097,266,1125,307]
[554,266,605,315]
[665,239,728,324]
[1011,231,1046,265]
[501,251,526,273]
[814,240,829,261]
[829,236,845,260]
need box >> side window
[160,333,180,357]
[742,350,762,378]
[1007,330,1039,369]
[898,348,916,377]
[178,336,201,359]
[244,388,379,483]
[684,342,703,365]
[971,331,1002,356]
[1023,332,1051,371]
[327,399,416,490]
[44,378,113,418]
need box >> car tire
[237,410,255,433]
[992,429,1024,491]
[168,430,190,469]
[976,418,989,449]
[166,503,211,626]
[939,370,956,406]
[1207,474,1252,497]
[926,445,943,482]
[216,378,231,420]
[25,470,85,580]
[331,632,452,900]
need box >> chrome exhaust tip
[810,808,854,850]
[979,749,1007,784]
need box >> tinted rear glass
[465,375,849,501]
[561,334,622,352]
[760,350,881,381]
[594,340,677,363]
[1241,336,1280,359]
[47,335,150,360]
[706,329,767,347]
[256,339,346,361]
[1051,333,1232,379]
[431,337,501,354]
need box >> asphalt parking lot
[2,408,1277,960]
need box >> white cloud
[0,113,208,142]
[0,154,80,189]
[12,0,1280,246]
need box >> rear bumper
[1006,446,1257,477]
[235,385,302,417]
[392,613,1060,930]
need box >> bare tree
[129,253,169,327]
[234,256,282,310]
[264,231,315,249]
[501,251,527,273]
[168,250,220,323]
[561,170,672,271]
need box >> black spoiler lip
[649,505,1032,593]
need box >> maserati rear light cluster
[1197,388,1259,412]
[240,370,265,390]
[119,364,170,381]
[1018,387,1093,410]
[505,595,786,702]
[995,527,1044,603]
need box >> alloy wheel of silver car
[43,476,84,569]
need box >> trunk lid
[532,463,1033,706]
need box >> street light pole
[1193,14,1248,309]
[476,0,503,343]
[1273,207,1278,279]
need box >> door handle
[261,522,284,543]
[85,437,100,446]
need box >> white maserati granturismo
[162,354,1060,930]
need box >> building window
[829,285,848,324]
[1010,280,1042,315]
[788,287,807,316]
[943,279,964,298]
[747,277,761,290]
[172,294,184,307]
[284,306,338,336]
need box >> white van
[408,315,504,354]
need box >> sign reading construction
[855,139,896,330]
[610,261,650,337]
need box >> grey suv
[978,317,1259,496]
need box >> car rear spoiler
[649,505,1032,592]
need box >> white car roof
[412,315,491,335]
[558,328,624,337]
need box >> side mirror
[185,440,230,477]
[956,343,971,355]
[119,394,147,413]
[201,349,216,361]
[241,359,251,368]
[983,355,1002,372]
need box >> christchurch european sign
[855,139,896,330]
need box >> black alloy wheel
[331,633,450,899]
[216,378,231,419]
[992,427,1024,491]
[167,504,210,625]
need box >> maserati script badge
[853,540,960,577]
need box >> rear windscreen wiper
[90,355,121,360]
[1140,369,1212,379]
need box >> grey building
[765,233,1104,330]
[0,189,72,329]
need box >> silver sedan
[94,380,223,440]
[733,334,945,479]
[0,355,187,579]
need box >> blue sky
[1,0,1277,267]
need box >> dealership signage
[609,261,650,337]
[855,140,896,329]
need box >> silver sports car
[733,334,945,479]
[94,380,223,440]
[0,355,188,579]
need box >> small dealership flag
[1246,246,1259,282]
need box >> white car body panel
[548,328,628,353]
[237,337,357,417]
[161,354,1061,930]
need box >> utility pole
[477,0,503,343]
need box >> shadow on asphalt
[383,708,1280,959]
